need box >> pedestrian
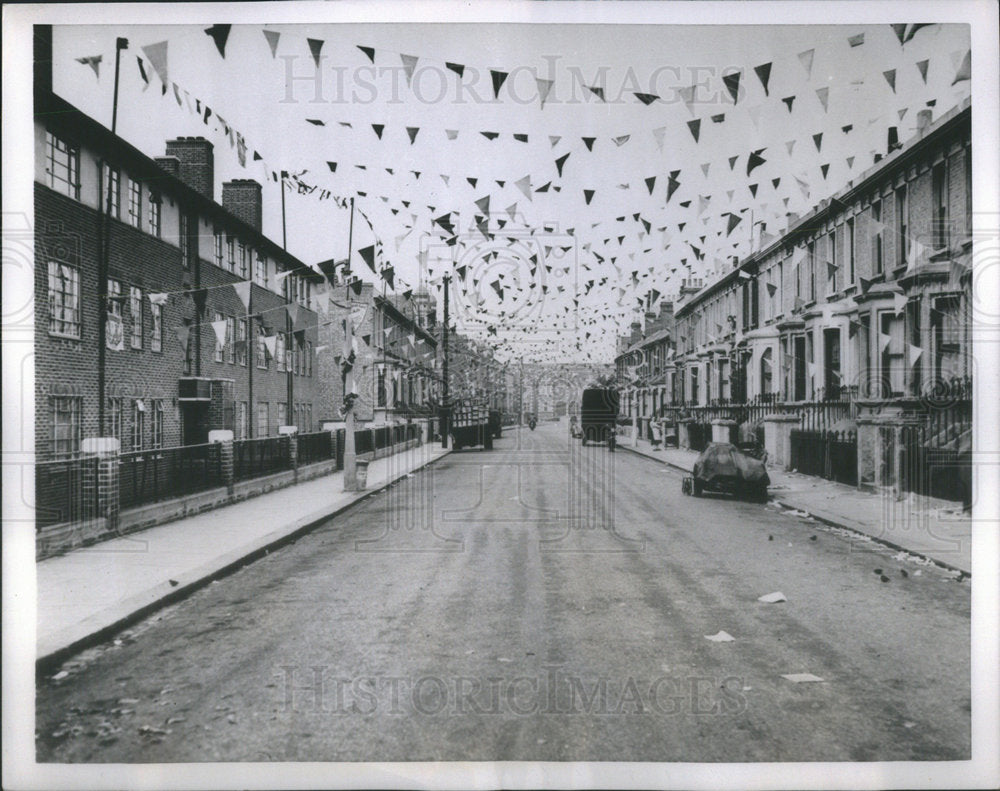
[651,408,663,450]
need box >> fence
[119,443,224,510]
[297,430,336,466]
[790,429,858,486]
[35,455,98,530]
[898,399,972,504]
[233,436,292,483]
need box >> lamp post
[340,199,360,491]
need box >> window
[847,217,856,285]
[214,311,225,362]
[689,366,699,404]
[793,335,807,401]
[226,235,236,272]
[932,161,950,250]
[759,347,773,395]
[880,311,905,397]
[226,316,235,364]
[132,400,145,451]
[257,330,268,369]
[46,132,80,199]
[895,185,908,269]
[858,313,872,397]
[148,194,161,237]
[108,397,123,442]
[828,231,838,294]
[129,286,143,348]
[276,332,286,372]
[107,279,123,318]
[276,402,286,430]
[239,242,249,279]
[128,179,142,228]
[255,252,268,288]
[182,318,193,375]
[306,341,312,376]
[872,199,884,275]
[237,318,247,366]
[823,328,842,398]
[47,262,81,337]
[238,401,248,440]
[179,214,190,267]
[101,163,120,218]
[807,240,816,301]
[932,296,963,385]
[907,297,922,396]
[214,228,224,267]
[151,302,162,352]
[257,402,269,437]
[377,367,387,407]
[51,396,82,457]
[151,400,164,449]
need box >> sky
[51,16,972,365]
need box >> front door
[181,403,209,446]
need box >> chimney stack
[154,156,180,178]
[222,179,263,233]
[916,109,934,134]
[164,137,214,200]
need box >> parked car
[682,442,769,502]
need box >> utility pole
[97,36,128,436]
[280,173,293,433]
[342,198,358,490]
[441,274,450,448]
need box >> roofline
[374,293,438,346]
[36,89,324,283]
[674,98,971,319]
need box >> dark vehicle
[450,402,493,451]
[488,409,503,440]
[528,417,537,431]
[580,388,619,450]
[682,442,769,502]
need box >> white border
[3,2,998,789]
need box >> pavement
[34,421,972,763]
[36,441,451,668]
[619,434,972,575]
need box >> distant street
[37,421,970,762]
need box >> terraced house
[33,31,328,543]
[619,97,972,505]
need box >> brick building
[34,39,326,462]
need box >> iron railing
[233,436,292,482]
[119,443,223,509]
[790,429,858,486]
[297,430,335,466]
[35,455,97,529]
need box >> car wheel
[692,479,702,497]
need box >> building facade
[34,87,326,462]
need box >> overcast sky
[51,16,972,364]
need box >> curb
[621,443,971,577]
[36,448,452,674]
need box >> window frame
[51,396,83,457]
[151,302,162,353]
[148,193,162,237]
[129,285,143,349]
[45,131,80,200]
[47,261,81,338]
[128,178,142,228]
[101,162,121,219]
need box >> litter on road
[781,673,825,683]
[705,630,736,642]
[758,591,787,603]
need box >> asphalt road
[36,421,971,762]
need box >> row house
[317,283,439,427]
[34,86,326,462]
[620,97,972,500]
[615,299,676,422]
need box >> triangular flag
[726,213,742,236]
[848,33,865,47]
[645,176,656,195]
[782,95,795,112]
[951,50,971,85]
[204,24,231,58]
[307,38,324,68]
[747,148,766,176]
[816,86,829,111]
[232,281,252,311]
[286,302,300,326]
[262,334,277,357]
[652,126,666,151]
[358,245,377,272]
[908,343,923,365]
[891,23,908,45]
[263,30,281,58]
[148,292,168,306]
[582,137,596,151]
[136,56,149,88]
[141,41,169,88]
[754,62,772,95]
[916,59,929,83]
[584,189,595,206]
[445,129,458,140]
[536,77,554,108]
[515,176,532,200]
[613,135,630,147]
[76,55,102,78]
[883,69,897,93]
[798,48,815,76]
[174,325,190,351]
[406,126,419,144]
[211,318,228,347]
[490,69,508,98]
[813,132,823,152]
[555,153,570,177]
[586,85,605,102]
[634,92,659,105]
[446,62,465,78]
[722,70,742,103]
[357,45,375,63]
[687,119,701,142]
[400,54,419,86]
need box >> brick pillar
[209,429,235,496]
[678,418,695,450]
[81,437,120,538]
[279,425,298,484]
[711,418,738,444]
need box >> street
[36,420,970,763]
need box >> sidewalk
[621,435,972,575]
[37,442,450,668]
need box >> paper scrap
[781,673,825,683]
[758,591,787,603]
[705,631,735,642]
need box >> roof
[37,90,324,283]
